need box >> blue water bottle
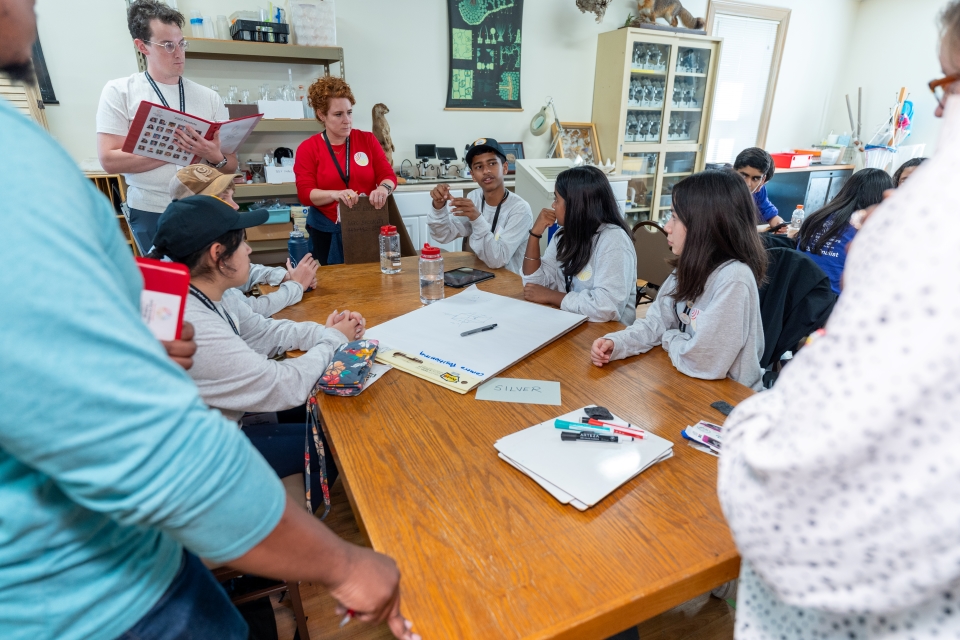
[288,224,310,267]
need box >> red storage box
[771,153,813,169]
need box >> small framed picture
[137,145,145,151]
[552,122,602,165]
[499,142,525,175]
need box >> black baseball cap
[153,195,268,257]
[465,137,507,166]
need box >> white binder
[495,407,674,510]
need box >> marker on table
[561,430,618,443]
[554,418,638,441]
[580,417,645,437]
[340,609,355,628]
[461,323,497,337]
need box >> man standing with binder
[96,0,238,248]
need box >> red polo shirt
[294,129,396,223]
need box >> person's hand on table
[336,189,361,209]
[286,254,319,291]
[591,338,615,367]
[430,183,451,210]
[161,321,197,370]
[450,197,481,221]
[326,309,364,340]
[330,546,419,640]
[532,208,557,236]
[174,126,224,165]
[370,185,390,209]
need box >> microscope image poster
[446,0,523,110]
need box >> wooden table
[276,253,752,640]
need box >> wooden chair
[211,567,310,640]
[632,221,675,305]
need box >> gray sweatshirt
[185,292,348,423]
[522,223,637,325]
[605,260,764,391]
[428,189,532,275]
[237,264,303,317]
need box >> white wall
[34,0,941,169]
[826,0,946,156]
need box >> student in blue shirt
[796,168,894,294]
[0,5,417,640]
[734,147,784,227]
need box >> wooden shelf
[627,105,664,112]
[630,68,667,75]
[234,183,298,199]
[625,206,651,213]
[671,107,703,112]
[253,119,321,133]
[676,71,707,77]
[185,37,342,66]
[663,172,693,178]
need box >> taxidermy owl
[576,0,614,23]
[371,103,395,168]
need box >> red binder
[136,257,191,341]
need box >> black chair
[632,221,675,305]
[758,247,837,385]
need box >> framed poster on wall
[445,0,524,111]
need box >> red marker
[581,417,645,439]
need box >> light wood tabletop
[274,253,752,640]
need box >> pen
[554,419,638,441]
[580,417,645,438]
[461,323,497,337]
[340,609,355,628]
[561,431,618,443]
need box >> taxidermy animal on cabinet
[631,0,705,30]
[371,103,395,167]
[576,0,614,23]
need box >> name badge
[354,151,369,166]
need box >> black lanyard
[677,302,692,333]
[145,71,185,112]
[322,132,350,188]
[489,190,509,235]
[190,285,239,336]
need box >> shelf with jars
[592,29,722,226]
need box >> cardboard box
[340,196,417,264]
[246,221,293,242]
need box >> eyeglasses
[145,40,189,54]
[929,73,960,109]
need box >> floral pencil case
[314,339,380,397]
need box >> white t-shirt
[97,73,227,213]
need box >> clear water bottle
[379,225,401,274]
[419,244,444,305]
[288,224,310,268]
[789,205,806,231]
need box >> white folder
[495,407,674,510]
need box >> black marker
[460,323,497,337]
[561,431,618,443]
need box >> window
[705,2,790,163]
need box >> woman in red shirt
[295,77,397,265]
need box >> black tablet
[444,267,495,288]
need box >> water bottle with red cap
[379,225,401,274]
[419,244,444,305]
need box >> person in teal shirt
[0,2,418,639]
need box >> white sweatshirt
[185,291,347,423]
[428,189,532,275]
[522,224,637,325]
[604,261,763,390]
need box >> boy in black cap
[428,138,532,274]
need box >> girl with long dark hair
[591,170,768,390]
[796,168,894,294]
[521,165,637,324]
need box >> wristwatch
[379,182,394,194]
[210,156,229,169]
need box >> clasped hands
[326,309,366,341]
[429,184,480,221]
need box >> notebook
[495,407,674,510]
